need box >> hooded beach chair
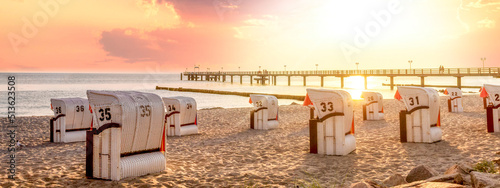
[395,86,442,143]
[303,89,355,156]
[85,90,166,181]
[444,88,463,113]
[249,94,279,130]
[361,91,384,120]
[481,84,500,132]
[162,96,198,136]
[50,98,92,143]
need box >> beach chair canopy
[361,91,383,112]
[483,84,500,107]
[51,97,92,130]
[397,86,439,125]
[306,88,353,134]
[250,94,278,120]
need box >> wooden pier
[181,67,500,90]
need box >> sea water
[0,72,498,117]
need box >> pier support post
[340,77,344,88]
[223,75,226,82]
[303,76,306,86]
[240,76,242,84]
[180,73,183,80]
[274,76,277,85]
[230,76,233,83]
[420,76,425,87]
[195,75,199,81]
[457,76,462,89]
[262,76,266,85]
[321,76,324,87]
[364,76,368,89]
[390,76,394,90]
[288,76,291,86]
[250,76,253,85]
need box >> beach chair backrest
[87,90,165,155]
[51,98,92,130]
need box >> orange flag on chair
[480,87,488,98]
[394,90,402,101]
[303,93,313,106]
[249,97,252,104]
[443,89,448,95]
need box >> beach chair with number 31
[395,86,442,143]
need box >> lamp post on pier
[408,60,413,71]
[355,62,359,72]
[284,65,286,71]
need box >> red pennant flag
[443,89,448,95]
[50,104,53,110]
[89,106,93,113]
[249,97,252,104]
[351,116,355,134]
[394,90,402,101]
[195,115,197,125]
[381,107,384,113]
[480,87,489,98]
[303,93,313,106]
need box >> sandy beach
[2,94,500,187]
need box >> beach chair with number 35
[85,90,166,181]
[304,89,355,156]
[249,94,279,130]
[395,86,442,143]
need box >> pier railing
[184,67,500,76]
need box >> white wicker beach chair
[249,94,279,130]
[162,96,198,136]
[361,91,384,120]
[482,84,500,132]
[305,89,355,156]
[85,90,166,181]
[50,98,92,143]
[445,88,463,113]
[396,86,442,143]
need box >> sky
[1,0,499,73]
